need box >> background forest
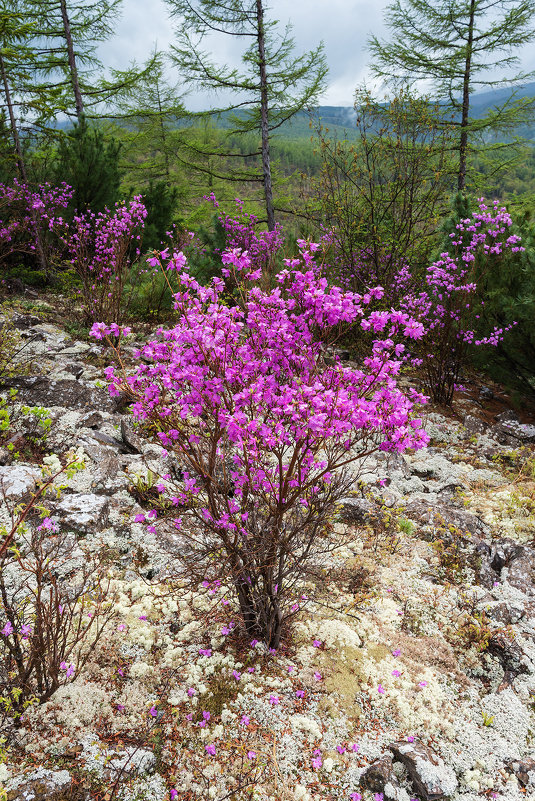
[2,0,535,398]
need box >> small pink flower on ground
[247,751,256,760]
[350,743,360,752]
[377,684,385,694]
[138,615,148,621]
[295,690,305,699]
[250,639,259,648]
[312,639,322,647]
[117,623,127,631]
[350,793,362,801]
[1,622,13,636]
[205,744,216,756]
[407,735,415,742]
[287,666,295,673]
[374,794,384,801]
[392,649,401,657]
[313,671,322,681]
[202,711,210,720]
[312,757,322,769]
[418,681,428,687]
[392,669,401,677]
[116,704,125,711]
[170,790,178,800]
[117,667,124,677]
[232,670,241,681]
[149,706,158,717]
[240,714,250,726]
[248,667,255,673]
[187,688,196,697]
[199,648,212,657]
[336,745,346,754]
[269,694,280,705]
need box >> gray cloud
[99,0,388,109]
[99,0,535,111]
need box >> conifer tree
[166,0,328,230]
[369,0,535,191]
[22,0,156,122]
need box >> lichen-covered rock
[55,492,109,532]
[505,548,535,596]
[389,740,458,800]
[0,376,117,413]
[404,500,489,540]
[485,599,526,625]
[0,464,42,499]
[463,414,488,436]
[120,419,143,454]
[360,754,400,794]
[507,756,535,786]
[340,497,375,525]
[492,418,535,445]
[5,768,83,801]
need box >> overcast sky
[99,0,535,111]
[100,0,390,110]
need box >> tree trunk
[0,52,28,182]
[59,0,85,119]
[0,51,49,275]
[255,0,275,231]
[458,0,475,192]
[156,79,171,179]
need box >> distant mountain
[273,82,535,141]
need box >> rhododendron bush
[397,199,522,405]
[95,244,429,647]
[57,196,147,325]
[0,180,73,272]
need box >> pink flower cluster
[0,180,73,265]
[205,193,284,277]
[57,196,147,324]
[101,246,428,456]
[395,199,521,403]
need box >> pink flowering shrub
[396,199,522,405]
[0,180,73,275]
[56,196,147,325]
[205,194,285,285]
[0,457,115,718]
[96,243,428,647]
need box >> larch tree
[22,0,156,122]
[368,0,535,191]
[165,0,328,230]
